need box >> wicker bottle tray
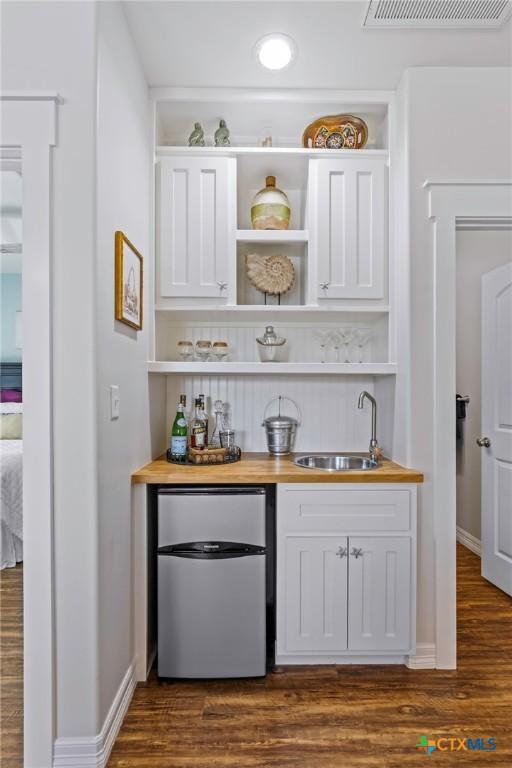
[166,446,242,466]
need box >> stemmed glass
[352,328,374,364]
[337,328,356,363]
[313,329,333,363]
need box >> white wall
[456,230,512,541]
[397,67,512,646]
[96,0,167,728]
[2,0,100,738]
[2,0,166,747]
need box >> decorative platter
[303,114,368,150]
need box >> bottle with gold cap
[250,175,290,230]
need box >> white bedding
[0,439,23,568]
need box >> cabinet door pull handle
[350,547,363,559]
[336,547,347,559]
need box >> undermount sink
[294,455,378,471]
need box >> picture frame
[115,231,143,331]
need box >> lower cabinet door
[348,536,412,651]
[284,536,348,652]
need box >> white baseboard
[456,526,481,557]
[406,643,436,669]
[53,658,136,768]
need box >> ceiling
[123,1,512,90]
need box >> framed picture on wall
[115,231,143,331]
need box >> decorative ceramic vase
[302,114,368,150]
[250,176,290,230]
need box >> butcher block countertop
[132,453,423,485]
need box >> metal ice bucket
[262,396,301,456]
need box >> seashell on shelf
[245,253,295,296]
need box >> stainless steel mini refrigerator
[157,486,267,679]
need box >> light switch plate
[110,385,120,420]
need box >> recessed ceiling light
[255,34,296,71]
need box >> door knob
[350,547,363,559]
[476,437,491,448]
[336,547,347,559]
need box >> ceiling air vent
[363,0,512,28]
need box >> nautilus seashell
[245,253,295,296]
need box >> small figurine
[188,122,205,147]
[214,119,230,147]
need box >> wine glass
[328,331,342,363]
[352,328,374,364]
[313,329,333,364]
[195,340,212,362]
[177,340,194,361]
[337,328,356,363]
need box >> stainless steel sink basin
[294,454,378,471]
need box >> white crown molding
[456,526,481,557]
[150,85,395,105]
[53,660,136,768]
[406,643,437,670]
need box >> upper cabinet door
[348,536,411,652]
[310,157,386,300]
[157,156,236,299]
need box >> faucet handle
[372,446,383,461]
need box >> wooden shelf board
[155,305,391,314]
[148,361,397,375]
[156,146,389,159]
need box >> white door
[157,156,235,299]
[283,537,348,652]
[481,262,512,596]
[309,157,386,300]
[348,537,412,651]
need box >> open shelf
[236,229,309,244]
[148,361,397,375]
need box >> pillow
[0,402,22,415]
[0,413,23,439]
[1,389,22,403]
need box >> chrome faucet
[358,391,381,463]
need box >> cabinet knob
[350,547,363,559]
[476,437,491,448]
[217,281,228,292]
[320,281,330,292]
[336,546,347,559]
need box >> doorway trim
[1,93,59,766]
[424,179,512,669]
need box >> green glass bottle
[170,394,188,462]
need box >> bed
[0,363,23,569]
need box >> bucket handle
[262,395,302,426]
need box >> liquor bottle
[170,395,188,462]
[198,393,209,445]
[190,397,207,450]
[210,399,224,448]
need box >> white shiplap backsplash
[157,318,388,364]
[166,374,388,453]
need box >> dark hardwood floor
[108,545,512,767]
[2,549,511,767]
[0,563,23,767]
